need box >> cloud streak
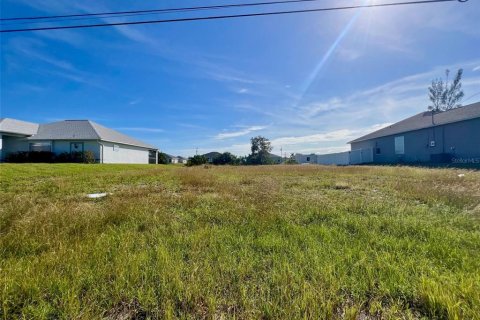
[271,124,391,146]
[116,127,164,133]
[215,126,267,140]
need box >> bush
[246,151,273,165]
[5,151,55,163]
[212,152,238,165]
[5,152,29,163]
[83,151,96,164]
[186,155,208,166]
[285,154,298,164]
[5,151,96,163]
[55,152,72,163]
[157,152,169,164]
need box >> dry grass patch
[1,164,479,319]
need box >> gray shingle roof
[0,118,39,135]
[28,120,156,149]
[349,102,480,144]
[89,121,156,149]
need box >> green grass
[1,164,479,319]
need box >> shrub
[246,151,273,165]
[70,151,84,163]
[212,152,238,165]
[83,151,96,164]
[55,152,72,163]
[285,154,298,164]
[5,152,29,163]
[186,155,208,166]
[157,152,169,164]
[5,151,55,163]
[6,151,96,163]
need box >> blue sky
[1,0,480,156]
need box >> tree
[157,152,169,164]
[248,136,273,165]
[428,69,464,112]
[284,153,298,164]
[212,152,237,165]
[186,155,208,166]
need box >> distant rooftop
[349,101,480,144]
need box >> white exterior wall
[294,148,374,166]
[316,152,350,165]
[294,154,317,164]
[100,141,150,164]
[349,148,374,165]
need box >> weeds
[0,164,479,319]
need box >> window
[113,144,120,152]
[29,142,51,152]
[394,136,405,155]
[70,142,84,153]
[306,156,310,162]
[375,148,381,155]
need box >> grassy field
[1,164,479,319]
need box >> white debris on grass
[458,174,465,178]
[87,193,108,199]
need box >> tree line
[158,136,297,166]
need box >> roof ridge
[86,120,103,140]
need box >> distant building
[349,101,480,164]
[294,152,353,166]
[294,153,317,164]
[178,156,188,164]
[0,118,158,164]
[293,102,479,166]
[268,153,283,164]
[203,152,221,163]
[166,154,187,164]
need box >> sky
[1,0,480,157]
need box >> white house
[166,154,188,164]
[0,118,158,164]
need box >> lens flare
[297,7,366,105]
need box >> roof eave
[99,139,157,150]
[0,130,35,136]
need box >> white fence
[296,148,373,166]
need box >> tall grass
[0,164,479,319]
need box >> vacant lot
[0,164,479,319]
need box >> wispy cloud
[215,125,267,140]
[270,123,391,147]
[129,99,142,105]
[9,38,75,71]
[5,37,104,86]
[236,88,249,94]
[290,59,480,128]
[116,127,164,133]
[473,66,480,72]
[34,29,85,47]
